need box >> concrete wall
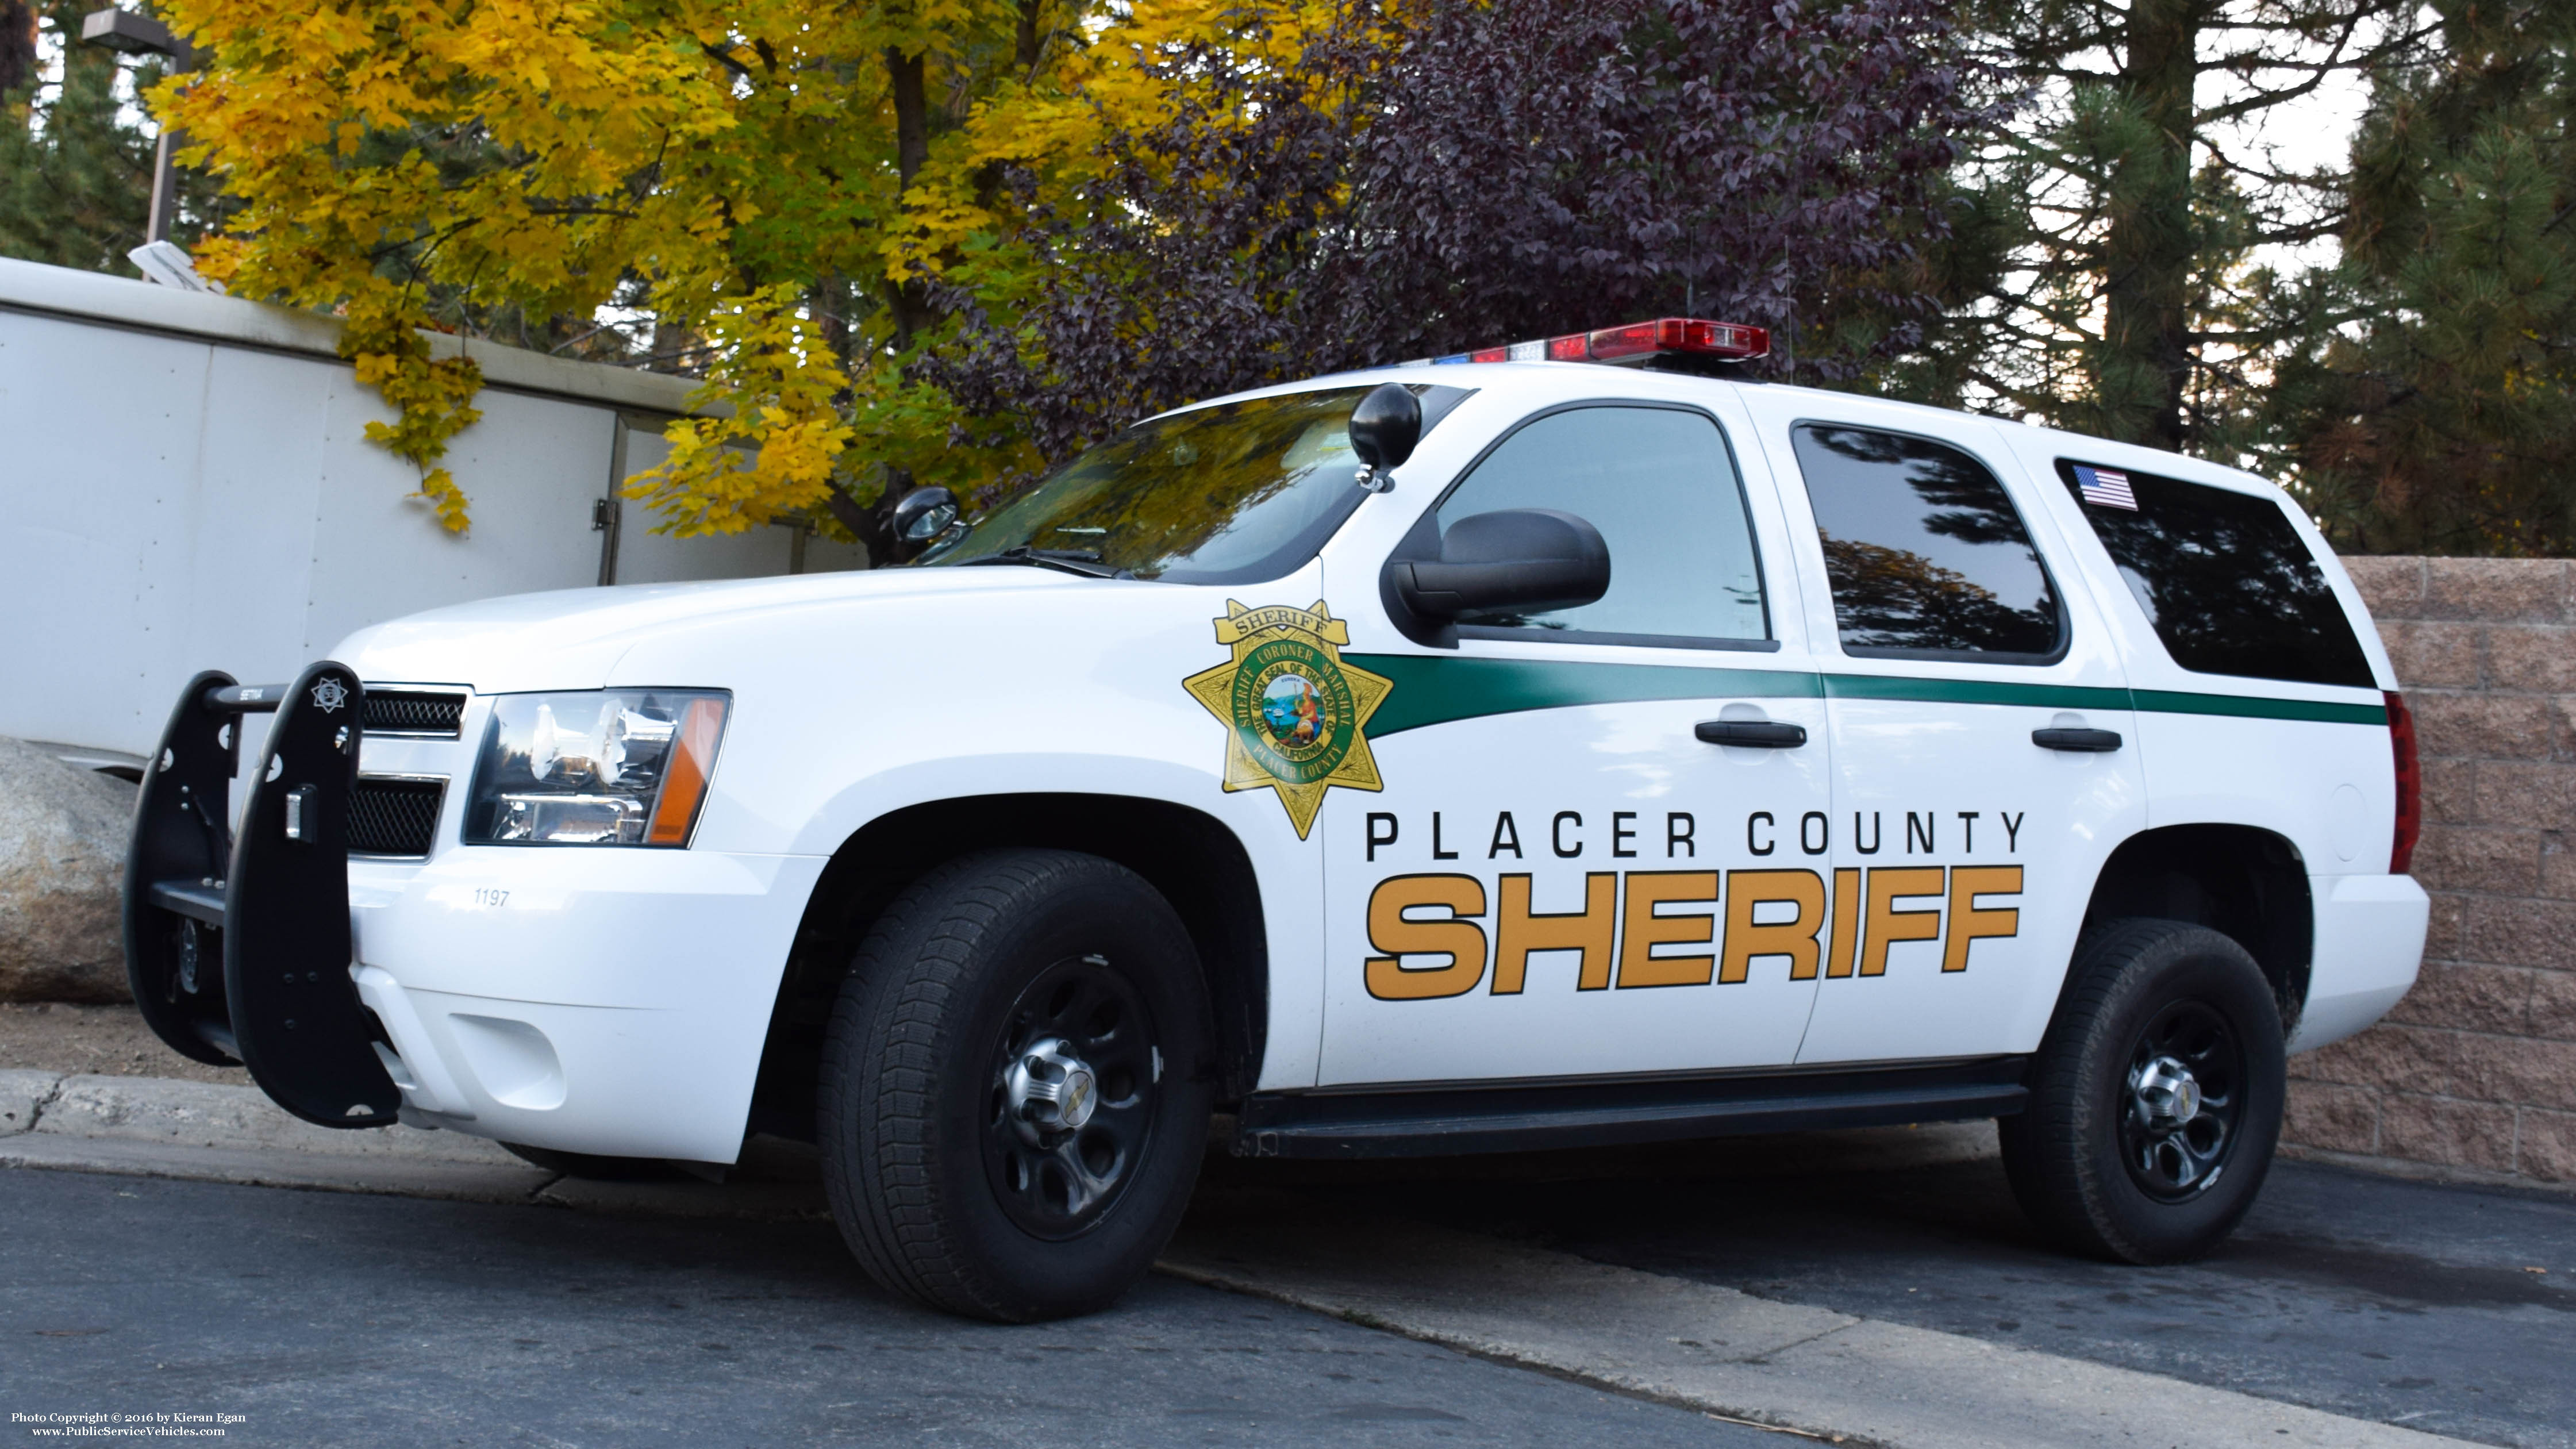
[0,259,864,761]
[2286,557,2576,1187]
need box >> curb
[0,1069,827,1220]
[1162,1186,2476,1449]
[6,1070,521,1164]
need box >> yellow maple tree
[150,0,1345,539]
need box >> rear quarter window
[2055,460,2375,689]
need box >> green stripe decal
[2131,689,2386,725]
[1820,675,2134,712]
[1347,652,2388,735]
[1348,654,1818,737]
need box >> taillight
[2386,690,2420,874]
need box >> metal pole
[147,128,178,244]
[79,9,191,245]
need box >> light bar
[1409,317,1770,368]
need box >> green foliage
[0,2,171,274]
[1906,0,2424,458]
[2276,1,2576,555]
[146,0,1318,545]
[937,0,2001,479]
[10,0,2566,562]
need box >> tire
[497,1143,676,1180]
[818,848,1215,1322]
[2000,917,2286,1264]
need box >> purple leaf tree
[929,0,2002,481]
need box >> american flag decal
[2075,465,2139,510]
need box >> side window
[1435,406,1767,644]
[1791,424,2063,660]
[2056,460,2375,688]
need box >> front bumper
[350,848,824,1162]
[123,666,824,1164]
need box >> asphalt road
[9,1135,2574,1448]
[1228,1140,2576,1448]
[0,1168,1764,1449]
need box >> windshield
[918,386,1382,583]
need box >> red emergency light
[1418,317,1770,367]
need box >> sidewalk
[0,1001,248,1083]
[0,1068,829,1219]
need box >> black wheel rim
[2117,998,2246,1202]
[981,953,1159,1240]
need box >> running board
[1231,1058,2028,1159]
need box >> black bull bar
[123,663,401,1128]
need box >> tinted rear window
[2055,460,2375,688]
[1792,424,2064,660]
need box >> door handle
[1695,720,1808,748]
[2033,727,2123,752]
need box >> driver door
[1316,398,1833,1089]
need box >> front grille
[349,778,445,857]
[362,689,467,738]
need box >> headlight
[465,690,729,846]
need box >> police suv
[124,318,2428,1322]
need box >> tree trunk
[0,1,37,105]
[840,47,940,566]
[883,45,932,351]
[2098,0,2199,451]
[818,485,888,560]
[1016,0,1044,72]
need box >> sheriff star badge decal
[1184,600,1393,840]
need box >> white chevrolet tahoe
[123,318,2429,1322]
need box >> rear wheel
[819,848,1213,1322]
[2001,917,2285,1264]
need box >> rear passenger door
[1741,397,2149,1066]
[1982,440,2402,1046]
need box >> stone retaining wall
[2285,557,2576,1186]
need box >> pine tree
[2,2,38,102]
[2273,1,2575,554]
[0,1,175,275]
[1913,0,2428,456]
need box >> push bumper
[124,664,398,1128]
[124,667,824,1161]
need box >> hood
[334,566,1086,693]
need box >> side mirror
[1348,383,1421,487]
[890,485,959,545]
[1386,509,1610,622]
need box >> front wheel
[819,848,1214,1322]
[2001,917,2286,1264]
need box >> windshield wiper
[957,546,1126,579]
